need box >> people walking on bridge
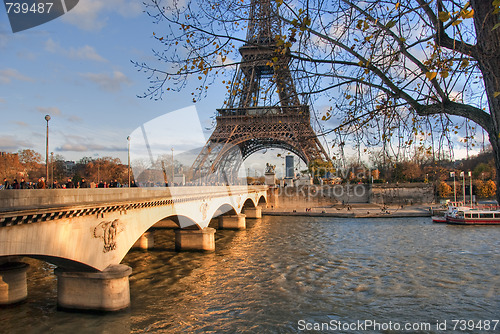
[80,178,89,188]
[3,178,10,190]
[37,177,46,189]
[12,179,20,189]
[66,178,75,189]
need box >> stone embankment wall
[370,183,434,205]
[275,183,434,208]
[275,184,370,208]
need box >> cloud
[57,143,89,152]
[45,38,59,53]
[14,121,29,127]
[0,68,35,84]
[54,134,127,153]
[36,106,62,116]
[0,23,12,49]
[56,142,127,152]
[16,51,37,61]
[68,45,107,62]
[66,115,83,123]
[0,34,7,49]
[80,71,131,91]
[45,38,106,62]
[35,107,84,123]
[0,98,5,103]
[61,0,142,31]
[0,135,32,151]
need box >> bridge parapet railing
[0,185,268,216]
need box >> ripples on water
[1,217,498,333]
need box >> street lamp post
[44,115,51,187]
[469,171,473,206]
[127,136,131,187]
[51,152,54,188]
[171,147,174,186]
[451,172,456,203]
[461,171,465,204]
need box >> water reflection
[1,217,498,333]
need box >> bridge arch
[0,186,268,271]
[157,215,198,229]
[242,198,257,208]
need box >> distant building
[63,161,76,174]
[285,156,294,178]
[173,174,185,186]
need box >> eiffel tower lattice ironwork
[191,0,329,181]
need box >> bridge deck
[0,186,268,227]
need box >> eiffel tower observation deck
[191,0,330,181]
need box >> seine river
[1,216,499,333]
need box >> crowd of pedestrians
[1,177,245,189]
[1,177,137,189]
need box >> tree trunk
[471,0,500,203]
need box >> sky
[1,1,210,157]
[0,0,319,178]
[0,0,482,179]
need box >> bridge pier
[175,227,215,251]
[219,213,246,229]
[55,264,132,312]
[0,262,29,305]
[243,207,262,219]
[267,187,279,208]
[133,231,155,250]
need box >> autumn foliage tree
[138,0,500,200]
[476,179,497,198]
[438,181,452,197]
[84,157,128,184]
[0,153,24,180]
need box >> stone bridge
[0,185,268,311]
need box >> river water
[1,216,499,333]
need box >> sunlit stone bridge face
[0,186,267,271]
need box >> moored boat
[446,208,500,225]
[431,215,447,223]
[431,202,469,224]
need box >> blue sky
[0,0,316,177]
[0,0,223,162]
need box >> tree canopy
[136,0,500,198]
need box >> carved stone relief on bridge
[93,219,124,253]
[200,201,209,220]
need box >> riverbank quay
[262,204,432,218]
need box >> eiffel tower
[191,0,329,181]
